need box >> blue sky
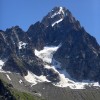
[0,0,100,44]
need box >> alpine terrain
[0,6,100,100]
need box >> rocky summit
[0,6,100,100]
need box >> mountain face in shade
[27,7,81,49]
[0,6,100,90]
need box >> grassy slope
[10,89,44,100]
[0,79,45,100]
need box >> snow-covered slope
[35,45,60,63]
[34,45,100,89]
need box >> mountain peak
[41,6,77,27]
[50,6,67,18]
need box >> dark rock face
[0,6,100,83]
[27,7,81,48]
[3,55,28,76]
[54,29,100,81]
[27,22,45,50]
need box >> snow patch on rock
[0,60,11,73]
[52,18,63,27]
[0,60,5,70]
[24,71,50,86]
[6,74,11,81]
[51,7,66,18]
[19,80,23,84]
[0,60,6,73]
[19,41,27,49]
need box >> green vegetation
[0,79,45,100]
[10,89,43,100]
